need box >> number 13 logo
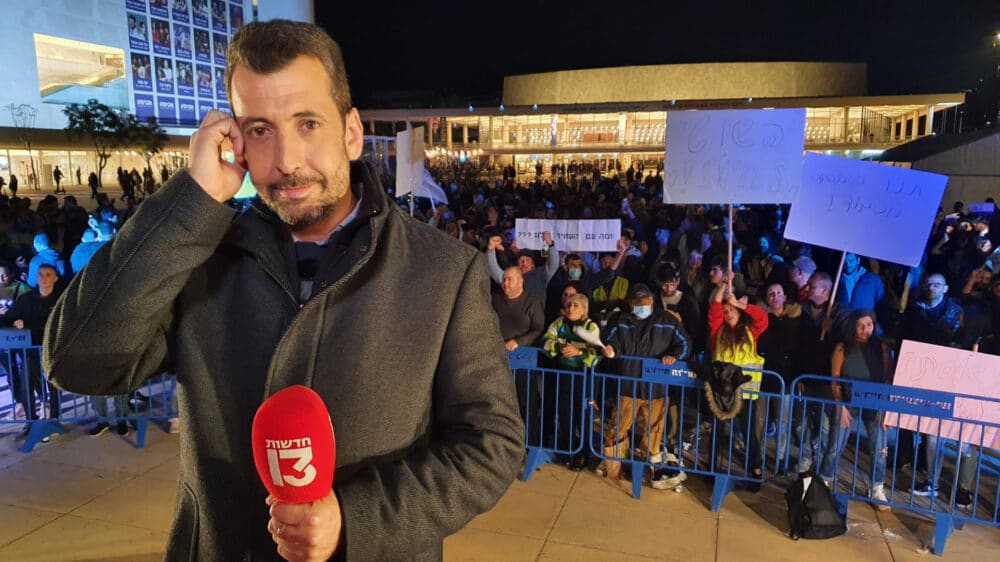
[266,447,317,487]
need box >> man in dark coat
[44,20,523,562]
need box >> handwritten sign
[662,108,806,204]
[783,153,947,266]
[884,340,1000,447]
[515,219,621,252]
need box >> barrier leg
[135,418,149,449]
[522,447,552,481]
[631,462,644,500]
[19,420,66,453]
[833,493,849,517]
[932,514,956,556]
[711,475,735,511]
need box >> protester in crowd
[2,264,64,437]
[757,281,803,469]
[492,266,545,351]
[895,272,964,470]
[26,234,67,288]
[654,262,703,355]
[707,273,769,483]
[546,253,588,323]
[600,283,690,489]
[788,256,817,303]
[589,239,631,326]
[486,231,559,307]
[836,253,887,314]
[792,271,848,472]
[820,309,892,509]
[542,293,601,471]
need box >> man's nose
[274,132,306,175]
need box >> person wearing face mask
[545,253,589,323]
[599,283,690,489]
[707,274,769,485]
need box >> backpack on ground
[785,472,847,540]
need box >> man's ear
[344,108,363,161]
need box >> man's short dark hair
[708,255,728,270]
[656,263,681,283]
[564,253,582,265]
[225,20,352,118]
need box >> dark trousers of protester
[8,350,59,419]
[540,369,586,453]
[792,386,831,473]
[710,397,766,475]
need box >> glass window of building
[34,33,128,109]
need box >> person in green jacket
[542,293,601,470]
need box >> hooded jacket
[43,162,524,561]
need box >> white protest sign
[395,126,425,198]
[516,219,621,253]
[783,153,947,266]
[884,340,1000,448]
[663,108,806,204]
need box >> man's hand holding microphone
[252,385,342,561]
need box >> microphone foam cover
[251,385,336,503]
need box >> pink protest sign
[884,340,1000,447]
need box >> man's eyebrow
[237,116,274,128]
[292,111,324,120]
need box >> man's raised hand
[188,109,248,203]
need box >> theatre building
[359,62,964,182]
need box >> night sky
[317,0,1000,113]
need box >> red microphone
[251,385,336,503]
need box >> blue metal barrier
[0,344,178,452]
[589,357,786,507]
[508,347,589,478]
[789,374,1000,555]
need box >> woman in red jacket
[706,275,770,483]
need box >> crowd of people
[0,165,183,439]
[2,155,996,505]
[405,166,1000,506]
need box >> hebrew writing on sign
[783,153,947,266]
[884,340,1000,447]
[515,219,621,253]
[662,108,806,204]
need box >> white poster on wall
[783,153,948,266]
[516,219,621,253]
[662,108,806,204]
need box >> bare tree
[5,103,40,190]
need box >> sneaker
[954,488,973,509]
[89,423,110,437]
[872,485,891,511]
[650,470,687,490]
[116,422,129,436]
[568,453,587,472]
[168,418,180,434]
[911,481,938,497]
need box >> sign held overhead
[663,108,806,204]
[783,153,947,266]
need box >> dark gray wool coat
[44,161,524,561]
